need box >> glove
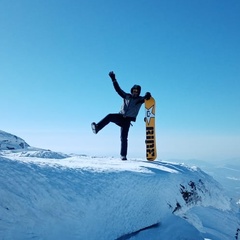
[144,92,151,100]
[109,71,116,82]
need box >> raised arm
[109,71,127,99]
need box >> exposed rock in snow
[0,130,29,150]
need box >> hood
[130,84,141,95]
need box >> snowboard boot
[91,122,99,134]
[121,156,127,161]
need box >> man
[91,71,151,160]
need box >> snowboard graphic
[145,97,157,161]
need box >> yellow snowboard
[145,97,157,161]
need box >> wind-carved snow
[0,130,239,240]
[0,153,239,240]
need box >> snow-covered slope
[0,130,29,150]
[1,152,239,240]
[0,131,239,239]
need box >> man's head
[131,85,141,97]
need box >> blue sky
[1,0,239,161]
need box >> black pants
[97,114,131,157]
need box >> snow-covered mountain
[0,130,70,159]
[0,130,240,240]
[0,130,29,150]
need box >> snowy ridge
[1,152,239,240]
[0,130,239,240]
[0,130,29,150]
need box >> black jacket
[113,81,145,122]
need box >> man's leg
[120,119,131,159]
[94,114,122,133]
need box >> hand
[144,92,151,100]
[109,71,116,82]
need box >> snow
[0,130,29,150]
[0,131,240,240]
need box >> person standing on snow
[91,71,151,160]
